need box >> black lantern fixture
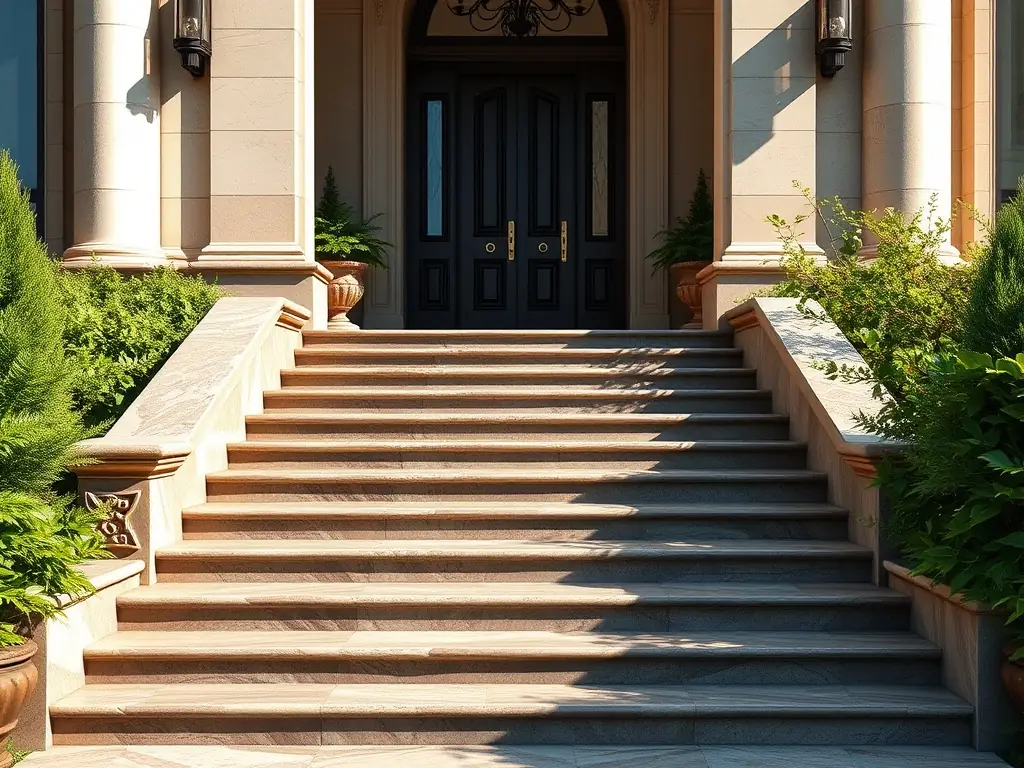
[816,0,853,77]
[446,0,595,39]
[173,0,212,77]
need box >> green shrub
[768,188,974,399]
[963,181,1024,358]
[59,266,220,431]
[314,165,390,269]
[647,168,713,272]
[864,352,1024,653]
[0,149,109,647]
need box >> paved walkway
[19,745,1012,767]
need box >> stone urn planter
[0,641,38,768]
[322,260,369,331]
[1001,648,1024,715]
[670,261,710,329]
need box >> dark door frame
[405,56,627,329]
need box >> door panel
[407,65,625,329]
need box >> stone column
[862,0,960,263]
[63,0,165,268]
[700,0,823,328]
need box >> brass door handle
[508,220,515,262]
[560,221,568,263]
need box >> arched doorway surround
[361,0,670,328]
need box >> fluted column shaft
[862,0,960,262]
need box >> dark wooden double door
[407,66,625,329]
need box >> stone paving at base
[19,745,1012,767]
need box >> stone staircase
[50,330,979,756]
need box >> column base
[181,260,331,330]
[858,243,963,266]
[196,243,307,261]
[62,243,169,271]
[697,261,788,330]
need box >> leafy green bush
[0,149,110,647]
[314,165,390,269]
[963,181,1024,357]
[59,266,220,431]
[768,188,974,399]
[864,352,1024,654]
[648,168,713,272]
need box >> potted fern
[648,169,713,328]
[0,150,110,766]
[315,166,391,330]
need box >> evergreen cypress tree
[963,179,1024,356]
[316,165,346,223]
[686,168,714,262]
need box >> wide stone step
[294,346,746,368]
[82,630,941,686]
[262,387,774,414]
[281,366,758,389]
[181,502,849,541]
[49,682,973,746]
[204,468,827,503]
[18,744,1014,768]
[116,581,912,632]
[302,328,736,349]
[224,440,808,471]
[153,538,872,583]
[244,412,793,442]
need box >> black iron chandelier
[446,0,596,38]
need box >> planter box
[886,561,1018,751]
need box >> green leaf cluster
[647,169,714,272]
[0,149,110,647]
[58,266,220,431]
[767,185,974,400]
[314,166,391,269]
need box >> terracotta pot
[669,261,711,329]
[321,261,369,331]
[0,641,39,768]
[1002,652,1024,714]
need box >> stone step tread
[227,439,806,454]
[284,365,756,376]
[206,468,826,484]
[246,412,790,425]
[16,744,1014,768]
[155,538,871,560]
[267,387,766,399]
[182,502,847,520]
[50,683,973,718]
[84,630,940,660]
[119,581,909,608]
[295,346,743,356]
[303,328,733,340]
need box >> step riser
[181,518,849,541]
[293,352,746,368]
[116,604,912,633]
[154,558,872,584]
[204,480,828,504]
[49,715,972,747]
[301,333,735,349]
[223,450,808,472]
[244,422,793,441]
[262,395,774,414]
[280,373,759,389]
[83,657,941,686]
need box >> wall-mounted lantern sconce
[816,0,852,77]
[173,0,212,77]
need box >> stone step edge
[282,366,757,376]
[181,502,847,521]
[154,539,872,561]
[294,346,744,356]
[117,582,909,608]
[246,412,790,425]
[226,439,807,454]
[205,469,827,484]
[303,329,733,339]
[83,630,940,661]
[265,388,770,399]
[49,683,973,719]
